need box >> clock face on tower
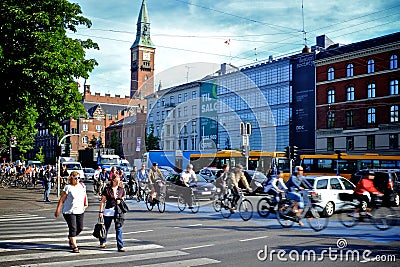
[143,52,151,61]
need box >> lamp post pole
[57,134,80,197]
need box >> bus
[189,150,291,179]
[300,153,400,179]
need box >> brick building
[315,32,400,155]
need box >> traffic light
[291,146,298,160]
[241,145,246,157]
[285,146,291,159]
[246,123,252,135]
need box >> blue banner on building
[291,53,315,153]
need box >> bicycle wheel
[220,198,232,219]
[177,195,186,211]
[372,206,397,231]
[239,199,253,221]
[158,194,166,213]
[276,199,295,228]
[145,192,154,211]
[306,208,329,232]
[213,195,222,212]
[339,203,359,228]
[191,196,199,214]
[257,197,273,218]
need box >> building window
[82,136,88,144]
[367,59,374,73]
[327,67,334,81]
[389,134,398,149]
[346,64,354,77]
[346,136,354,151]
[96,125,102,132]
[178,108,181,117]
[367,108,376,124]
[390,105,399,122]
[162,98,165,106]
[184,106,188,116]
[192,105,197,115]
[346,111,354,127]
[184,93,188,102]
[390,55,398,69]
[346,86,354,101]
[327,137,334,151]
[367,83,375,98]
[327,89,335,104]
[192,91,197,99]
[390,80,399,95]
[83,124,88,132]
[327,112,335,128]
[157,100,161,107]
[156,112,160,121]
[191,120,197,133]
[161,111,165,120]
[170,95,175,104]
[178,94,182,103]
[367,135,375,150]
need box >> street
[0,184,399,267]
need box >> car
[82,167,95,181]
[199,168,222,183]
[165,173,216,200]
[304,175,356,217]
[351,169,400,207]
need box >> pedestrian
[98,173,126,252]
[43,165,53,202]
[54,171,88,253]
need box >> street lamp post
[240,122,252,170]
[57,133,80,197]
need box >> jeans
[63,213,84,237]
[286,191,304,209]
[100,215,124,249]
[44,182,51,201]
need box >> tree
[34,147,45,163]
[145,125,160,151]
[0,1,99,154]
[109,130,121,155]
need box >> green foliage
[145,125,160,151]
[0,0,99,153]
[34,147,45,162]
[109,130,121,155]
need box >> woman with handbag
[98,173,126,252]
[54,171,88,253]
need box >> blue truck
[142,150,204,172]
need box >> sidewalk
[0,186,60,215]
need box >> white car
[304,176,356,217]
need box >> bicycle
[145,180,166,213]
[257,193,280,218]
[212,188,224,212]
[339,194,397,231]
[276,191,329,232]
[177,185,199,213]
[220,189,253,221]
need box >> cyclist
[263,170,287,203]
[148,162,164,204]
[136,164,148,202]
[98,168,109,194]
[285,166,312,226]
[180,164,198,209]
[228,164,251,212]
[215,164,230,198]
[352,171,383,218]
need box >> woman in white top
[55,171,88,253]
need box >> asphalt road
[0,183,399,267]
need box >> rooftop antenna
[301,0,307,46]
[185,65,192,83]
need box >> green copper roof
[132,0,155,48]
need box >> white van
[62,161,85,179]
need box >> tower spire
[132,0,155,48]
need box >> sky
[71,0,400,97]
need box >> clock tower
[130,0,155,99]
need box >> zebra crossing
[0,213,220,267]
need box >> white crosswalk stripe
[0,213,220,266]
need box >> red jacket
[354,178,382,195]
